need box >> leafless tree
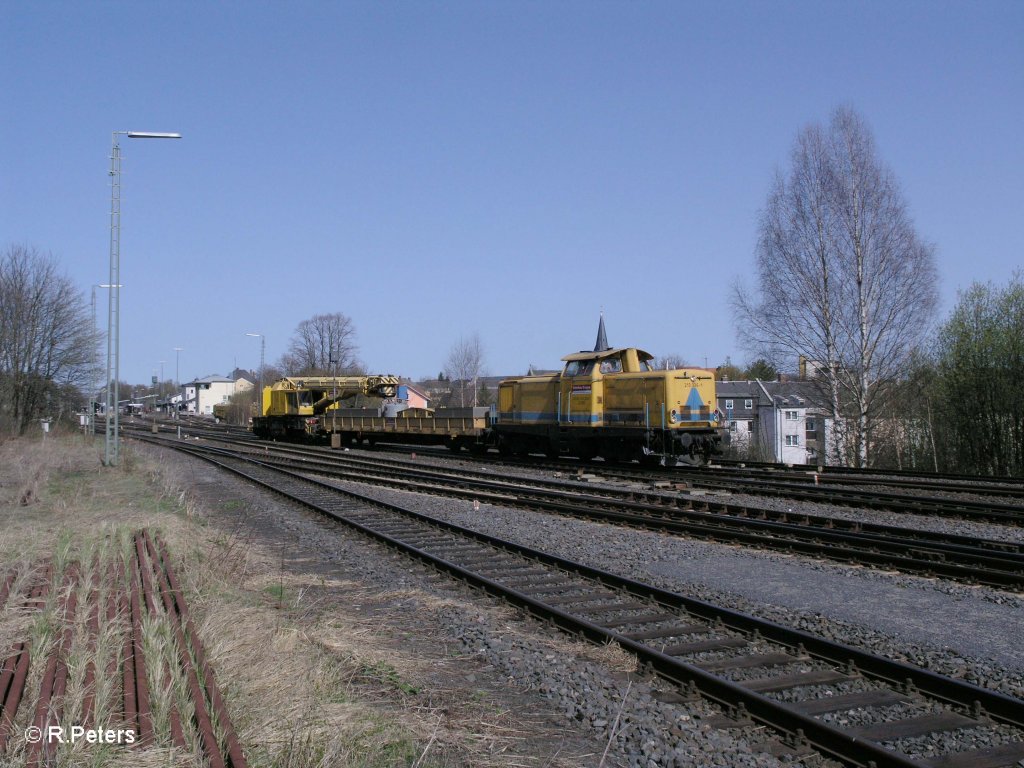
[279,312,360,376]
[655,354,691,371]
[444,334,485,407]
[0,245,100,434]
[734,107,937,466]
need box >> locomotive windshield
[564,360,594,376]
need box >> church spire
[594,312,610,352]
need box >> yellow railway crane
[253,375,400,440]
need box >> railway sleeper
[787,689,911,715]
[157,439,1024,768]
[623,622,709,641]
[847,711,979,742]
[543,591,621,607]
[918,741,1024,768]
[695,652,806,672]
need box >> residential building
[230,368,256,393]
[397,384,430,410]
[716,380,830,464]
[182,375,238,416]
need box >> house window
[785,435,800,446]
[806,418,816,432]
[729,421,737,431]
[744,399,753,409]
[725,399,734,410]
[785,410,799,420]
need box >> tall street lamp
[245,332,265,418]
[173,347,183,417]
[104,130,181,467]
[159,360,166,409]
[92,283,119,432]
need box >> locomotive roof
[561,347,654,362]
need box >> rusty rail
[0,536,246,766]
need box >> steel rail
[144,435,1024,590]
[714,457,1024,488]
[207,436,1024,559]
[152,439,1024,768]
[136,420,1024,510]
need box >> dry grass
[0,435,599,767]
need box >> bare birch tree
[444,334,484,407]
[0,245,99,434]
[734,107,937,466]
[279,312,360,375]
[655,354,691,371]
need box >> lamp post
[329,352,338,435]
[159,360,166,410]
[104,130,181,467]
[173,347,183,418]
[91,283,119,433]
[93,286,121,436]
[245,333,265,418]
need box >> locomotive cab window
[564,360,594,376]
[599,358,622,373]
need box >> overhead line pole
[104,130,181,466]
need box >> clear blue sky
[3,1,1022,385]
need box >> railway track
[716,457,1024,490]
[138,431,1024,591]
[480,455,1024,523]
[138,418,1024,516]
[701,465,1024,500]
[140,435,1024,768]
[0,532,245,767]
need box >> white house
[230,368,256,394]
[716,380,829,464]
[182,375,238,416]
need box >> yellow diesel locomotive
[249,319,728,465]
[493,345,727,465]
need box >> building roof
[717,379,829,409]
[761,380,830,408]
[716,381,762,398]
[185,375,235,385]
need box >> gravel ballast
[152,445,845,768]
[335,478,1024,698]
[149,441,1024,766]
